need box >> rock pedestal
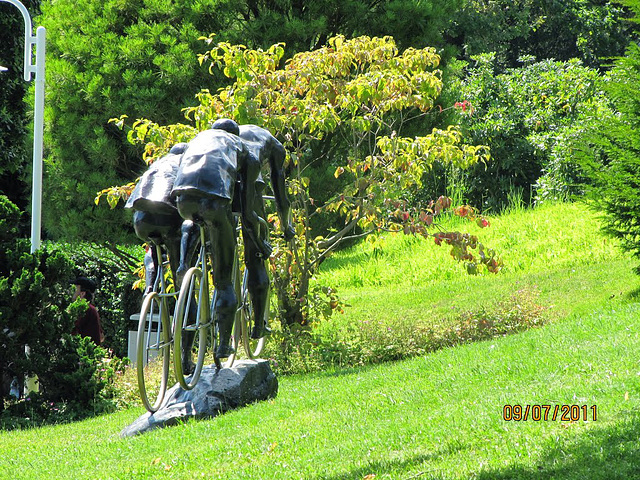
[121,359,277,437]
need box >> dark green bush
[0,196,128,425]
[433,54,606,211]
[221,0,463,56]
[38,0,230,243]
[58,242,143,358]
[0,197,75,407]
[446,0,634,71]
[38,334,126,408]
[0,0,37,215]
[1,337,127,429]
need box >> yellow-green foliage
[108,35,493,328]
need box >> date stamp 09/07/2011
[503,404,597,422]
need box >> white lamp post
[2,0,46,395]
[1,0,46,254]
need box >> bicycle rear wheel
[240,268,268,358]
[137,292,171,412]
[173,266,209,390]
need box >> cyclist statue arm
[267,141,295,241]
[240,148,273,258]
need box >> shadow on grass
[477,414,640,480]
[623,285,640,301]
[310,415,640,480]
[313,438,468,480]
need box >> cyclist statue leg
[241,191,271,339]
[243,239,270,339]
[174,220,199,375]
[176,220,199,286]
[176,195,239,360]
[206,202,238,359]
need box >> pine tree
[579,0,640,272]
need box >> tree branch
[317,216,362,250]
[103,243,141,271]
[313,228,374,268]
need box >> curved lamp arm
[1,0,46,253]
[1,0,36,80]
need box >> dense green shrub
[38,334,126,408]
[433,54,607,211]
[0,0,39,215]
[1,335,127,429]
[221,0,463,56]
[38,0,233,243]
[0,196,127,424]
[58,242,143,359]
[0,197,73,408]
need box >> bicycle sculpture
[129,119,294,413]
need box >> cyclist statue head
[211,118,240,136]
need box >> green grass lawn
[317,201,631,321]
[2,202,639,479]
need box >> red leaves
[453,203,490,228]
[383,196,501,275]
[454,205,470,217]
[477,217,490,228]
[419,211,434,226]
[434,195,451,214]
[432,231,503,274]
[454,100,473,113]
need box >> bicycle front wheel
[137,292,171,413]
[173,266,209,390]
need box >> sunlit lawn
[2,202,639,479]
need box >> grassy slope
[316,202,634,328]
[2,202,640,479]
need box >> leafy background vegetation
[0,0,38,220]
[1,1,640,467]
[0,0,636,242]
[0,196,127,426]
[446,0,633,70]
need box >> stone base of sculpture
[121,359,277,437]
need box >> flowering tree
[103,35,501,326]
